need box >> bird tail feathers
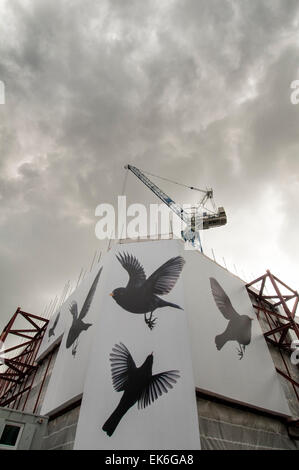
[102,406,124,437]
[164,301,183,311]
[215,333,226,350]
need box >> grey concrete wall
[0,407,48,450]
[197,396,299,450]
[42,405,80,450]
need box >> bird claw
[147,317,157,330]
[145,315,157,330]
[236,344,245,360]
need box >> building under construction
[0,236,298,450]
[0,167,298,450]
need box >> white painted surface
[40,263,104,415]
[74,240,200,450]
[179,247,290,417]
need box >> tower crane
[124,164,227,251]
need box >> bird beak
[109,292,114,297]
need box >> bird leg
[236,344,245,360]
[72,338,79,357]
[144,312,157,330]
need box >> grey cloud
[0,0,299,327]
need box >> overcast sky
[0,0,299,329]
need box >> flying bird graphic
[210,277,253,359]
[110,253,185,329]
[102,343,180,437]
[66,267,103,356]
[48,312,60,341]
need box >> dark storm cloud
[0,0,299,325]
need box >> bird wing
[69,301,78,319]
[145,256,185,295]
[110,343,136,392]
[79,267,103,320]
[138,370,180,409]
[116,252,146,289]
[53,312,60,329]
[209,277,239,320]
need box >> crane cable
[141,167,218,214]
[125,164,218,215]
[140,168,208,194]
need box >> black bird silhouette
[48,312,60,341]
[66,267,102,356]
[102,343,180,436]
[110,253,185,329]
[210,277,253,359]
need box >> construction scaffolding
[246,270,299,439]
[0,307,48,412]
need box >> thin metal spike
[57,283,67,309]
[90,250,97,272]
[62,281,71,304]
[76,268,84,288]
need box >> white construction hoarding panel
[37,276,94,362]
[40,263,104,415]
[74,240,200,450]
[179,247,290,417]
[37,302,68,362]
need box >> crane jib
[124,163,227,252]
